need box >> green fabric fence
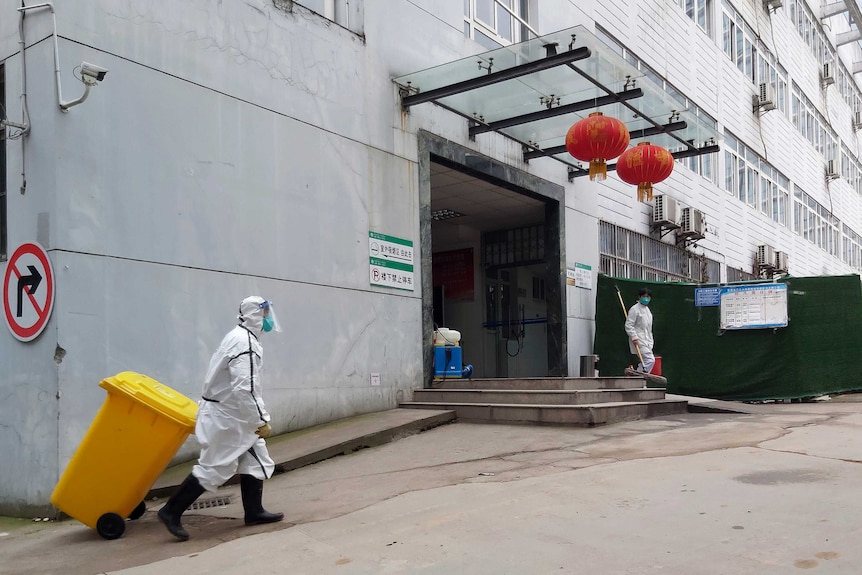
[593,274,862,401]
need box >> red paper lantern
[565,112,630,181]
[616,142,674,202]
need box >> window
[674,0,711,33]
[722,1,756,83]
[482,224,544,268]
[759,164,789,227]
[727,267,756,282]
[786,0,834,66]
[793,187,840,257]
[843,224,862,271]
[0,64,6,260]
[791,84,838,162]
[599,221,720,282]
[755,49,787,113]
[840,146,862,196]
[722,1,788,115]
[597,27,719,182]
[723,133,789,225]
[682,150,716,184]
[464,0,530,48]
[786,0,862,117]
[293,0,362,34]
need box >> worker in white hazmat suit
[158,296,284,541]
[624,287,655,374]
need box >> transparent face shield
[260,300,282,333]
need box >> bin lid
[99,371,198,427]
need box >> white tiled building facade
[0,0,859,515]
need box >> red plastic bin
[651,356,662,376]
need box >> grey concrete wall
[0,0,432,515]
[3,0,862,514]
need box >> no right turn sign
[3,242,55,342]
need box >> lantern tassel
[637,183,654,203]
[589,159,607,181]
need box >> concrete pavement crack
[756,446,862,465]
[286,445,603,488]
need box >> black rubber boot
[158,474,205,541]
[240,474,284,525]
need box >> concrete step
[399,400,688,427]
[413,388,665,405]
[432,377,643,391]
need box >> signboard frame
[719,283,788,330]
[369,231,415,291]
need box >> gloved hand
[255,422,272,439]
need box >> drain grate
[189,496,232,510]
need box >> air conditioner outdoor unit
[757,244,776,267]
[774,251,789,272]
[822,63,835,87]
[652,194,679,226]
[680,207,706,237]
[826,159,839,179]
[764,0,782,9]
[753,83,776,112]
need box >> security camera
[80,62,108,83]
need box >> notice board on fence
[719,283,788,330]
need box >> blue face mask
[262,315,274,332]
[639,297,651,305]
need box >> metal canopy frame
[524,120,687,161]
[468,87,643,137]
[566,144,720,182]
[395,25,720,179]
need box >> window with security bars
[482,224,544,268]
[727,267,756,282]
[599,221,720,282]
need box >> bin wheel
[96,512,125,540]
[128,501,146,520]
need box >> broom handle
[616,287,645,366]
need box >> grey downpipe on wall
[16,2,31,194]
[0,3,34,193]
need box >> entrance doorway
[429,161,559,379]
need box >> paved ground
[3,399,862,574]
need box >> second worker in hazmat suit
[158,296,284,541]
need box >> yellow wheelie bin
[51,371,198,540]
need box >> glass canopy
[395,25,720,177]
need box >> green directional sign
[369,232,414,291]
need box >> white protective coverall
[192,296,276,492]
[624,301,655,374]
